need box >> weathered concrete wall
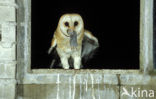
[17,84,119,99]
[16,73,156,99]
[16,84,156,99]
[0,79,16,99]
[0,0,16,99]
[0,0,155,99]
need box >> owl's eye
[64,22,69,27]
[74,21,78,26]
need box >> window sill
[31,69,140,74]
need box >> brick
[1,22,16,42]
[0,6,15,22]
[0,79,16,99]
[0,0,15,3]
[0,63,16,78]
[0,44,15,61]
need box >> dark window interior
[31,0,140,69]
[154,1,156,69]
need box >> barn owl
[48,13,99,69]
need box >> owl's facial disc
[67,29,78,48]
[58,14,84,48]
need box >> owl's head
[58,13,84,37]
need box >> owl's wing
[81,30,99,65]
[48,46,62,68]
[48,30,99,68]
[48,33,62,68]
[48,34,57,54]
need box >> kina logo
[121,87,154,98]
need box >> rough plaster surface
[0,0,16,99]
[120,74,152,85]
[0,0,15,3]
[0,6,15,22]
[17,84,156,99]
[20,73,119,85]
[0,63,16,78]
[0,44,15,61]
[140,0,154,73]
[0,79,16,99]
[17,84,119,99]
[1,22,16,43]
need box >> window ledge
[31,69,140,74]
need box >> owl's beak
[67,29,78,48]
[67,29,74,35]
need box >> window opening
[31,0,140,69]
